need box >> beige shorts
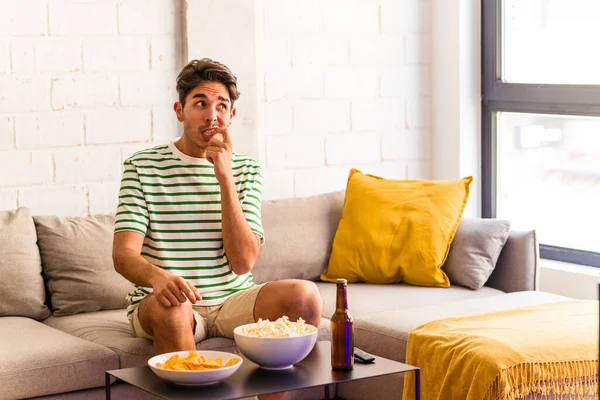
[130,283,266,342]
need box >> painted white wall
[431,0,481,217]
[0,0,183,216]
[186,0,434,200]
[539,261,600,300]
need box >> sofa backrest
[33,214,134,316]
[251,191,345,284]
[486,229,539,292]
[0,208,50,320]
[253,191,539,292]
[0,190,539,320]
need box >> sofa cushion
[251,191,345,284]
[0,208,50,320]
[321,169,472,287]
[0,316,118,399]
[316,281,505,320]
[487,229,539,293]
[43,310,332,369]
[43,309,156,368]
[334,291,570,400]
[442,218,511,290]
[351,291,570,364]
[34,214,134,316]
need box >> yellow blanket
[402,300,598,400]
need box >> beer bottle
[331,278,354,370]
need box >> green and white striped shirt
[114,139,264,320]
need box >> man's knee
[293,280,322,307]
[140,296,195,335]
[287,280,323,321]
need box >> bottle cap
[336,278,347,285]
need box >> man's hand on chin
[206,128,234,184]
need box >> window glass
[497,112,600,253]
[503,0,600,84]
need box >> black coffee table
[105,341,420,399]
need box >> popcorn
[238,316,311,338]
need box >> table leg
[414,369,420,400]
[324,383,330,399]
[105,372,111,400]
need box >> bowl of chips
[233,316,318,370]
[148,350,242,385]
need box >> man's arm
[112,231,201,307]
[206,129,261,275]
[220,180,261,275]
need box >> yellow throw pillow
[320,169,473,287]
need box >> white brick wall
[0,116,12,149]
[19,185,89,217]
[2,0,433,214]
[15,111,83,148]
[49,2,117,36]
[85,108,152,144]
[0,1,47,36]
[0,190,17,210]
[0,0,182,215]
[256,0,433,199]
[266,135,324,168]
[0,39,10,74]
[0,150,53,186]
[54,148,122,183]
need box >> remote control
[353,347,375,363]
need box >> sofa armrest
[485,229,539,293]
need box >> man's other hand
[151,273,202,308]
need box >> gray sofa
[0,191,568,400]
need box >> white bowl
[148,350,242,386]
[233,323,318,370]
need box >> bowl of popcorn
[233,316,318,370]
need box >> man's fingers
[161,291,178,308]
[158,295,171,308]
[207,137,227,149]
[183,281,200,303]
[186,281,202,303]
[212,128,232,147]
[222,128,232,147]
[170,286,187,304]
[205,148,216,164]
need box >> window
[482,0,600,267]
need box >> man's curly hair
[176,58,240,107]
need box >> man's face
[174,81,236,152]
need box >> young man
[112,59,322,399]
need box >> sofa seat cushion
[43,310,332,369]
[0,316,118,400]
[316,281,505,319]
[43,310,156,369]
[351,291,570,364]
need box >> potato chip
[156,351,240,371]
[224,358,239,367]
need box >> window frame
[481,0,600,267]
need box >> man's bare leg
[137,294,197,354]
[254,279,323,327]
[254,279,324,400]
